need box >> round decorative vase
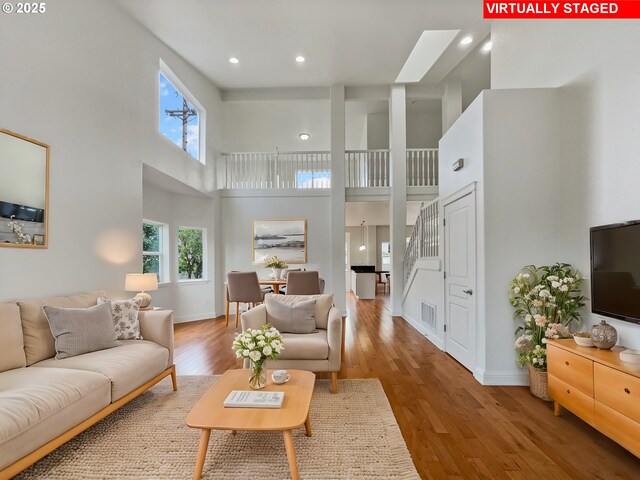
[249,360,267,389]
[271,268,282,280]
[528,365,552,401]
[591,320,618,349]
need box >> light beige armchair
[241,294,343,393]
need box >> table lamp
[125,273,158,308]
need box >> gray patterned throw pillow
[98,297,143,340]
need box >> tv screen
[590,220,640,324]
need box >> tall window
[143,221,167,282]
[178,227,206,280]
[159,62,203,162]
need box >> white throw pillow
[98,297,143,340]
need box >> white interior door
[444,191,476,372]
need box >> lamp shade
[125,273,158,292]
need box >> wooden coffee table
[186,369,315,480]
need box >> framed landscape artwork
[253,219,307,264]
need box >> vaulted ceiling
[116,0,490,90]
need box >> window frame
[142,219,170,284]
[177,225,207,283]
[158,59,206,165]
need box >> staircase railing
[404,198,439,283]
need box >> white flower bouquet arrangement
[232,324,284,389]
[264,256,287,269]
[509,263,585,371]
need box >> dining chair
[226,272,265,327]
[383,273,391,294]
[286,271,322,295]
[278,268,301,295]
[375,272,385,292]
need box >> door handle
[463,289,473,295]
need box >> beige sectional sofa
[0,291,176,479]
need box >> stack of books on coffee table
[223,390,285,409]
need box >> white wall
[367,112,441,149]
[142,182,217,322]
[438,89,562,385]
[221,100,330,152]
[221,192,332,296]
[407,112,442,149]
[402,259,444,348]
[0,0,222,303]
[492,20,640,350]
[220,99,368,152]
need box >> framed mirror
[0,128,50,248]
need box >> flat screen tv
[590,220,640,324]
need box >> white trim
[173,311,218,324]
[143,219,169,284]
[473,368,529,386]
[177,279,211,285]
[441,181,477,207]
[401,312,444,350]
[402,257,441,301]
[159,59,206,165]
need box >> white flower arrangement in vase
[232,324,284,389]
[509,263,586,371]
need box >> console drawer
[595,400,640,458]
[547,344,594,396]
[594,363,640,424]
[549,374,595,425]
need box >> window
[178,227,206,280]
[381,242,390,267]
[143,221,167,283]
[159,60,204,163]
[295,170,331,188]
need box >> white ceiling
[346,201,423,227]
[116,0,491,90]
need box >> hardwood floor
[174,293,640,479]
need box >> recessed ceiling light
[460,36,473,46]
[299,133,310,141]
[295,56,305,63]
[482,41,492,53]
[229,57,239,64]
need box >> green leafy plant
[509,263,586,370]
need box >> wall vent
[420,301,436,330]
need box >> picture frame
[252,219,307,264]
[32,234,45,245]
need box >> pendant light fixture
[359,220,366,251]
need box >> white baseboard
[173,311,218,324]
[401,314,444,351]
[402,313,427,335]
[474,368,529,386]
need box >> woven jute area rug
[16,376,419,479]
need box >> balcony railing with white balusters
[406,148,438,187]
[221,151,331,189]
[219,148,438,189]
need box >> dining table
[259,278,287,294]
